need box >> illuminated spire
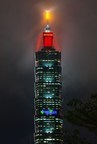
[44,10,52,32]
[44,24,51,32]
[45,10,50,23]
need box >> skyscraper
[34,17,63,143]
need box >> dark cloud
[61,0,97,99]
[0,0,97,143]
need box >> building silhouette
[34,24,63,144]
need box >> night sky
[0,0,97,143]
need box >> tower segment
[34,22,63,144]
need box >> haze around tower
[0,0,97,144]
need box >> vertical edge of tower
[34,24,63,144]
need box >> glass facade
[34,25,63,144]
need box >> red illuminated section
[43,32,53,47]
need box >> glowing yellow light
[43,10,53,23]
[45,10,50,21]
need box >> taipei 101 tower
[34,11,63,144]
